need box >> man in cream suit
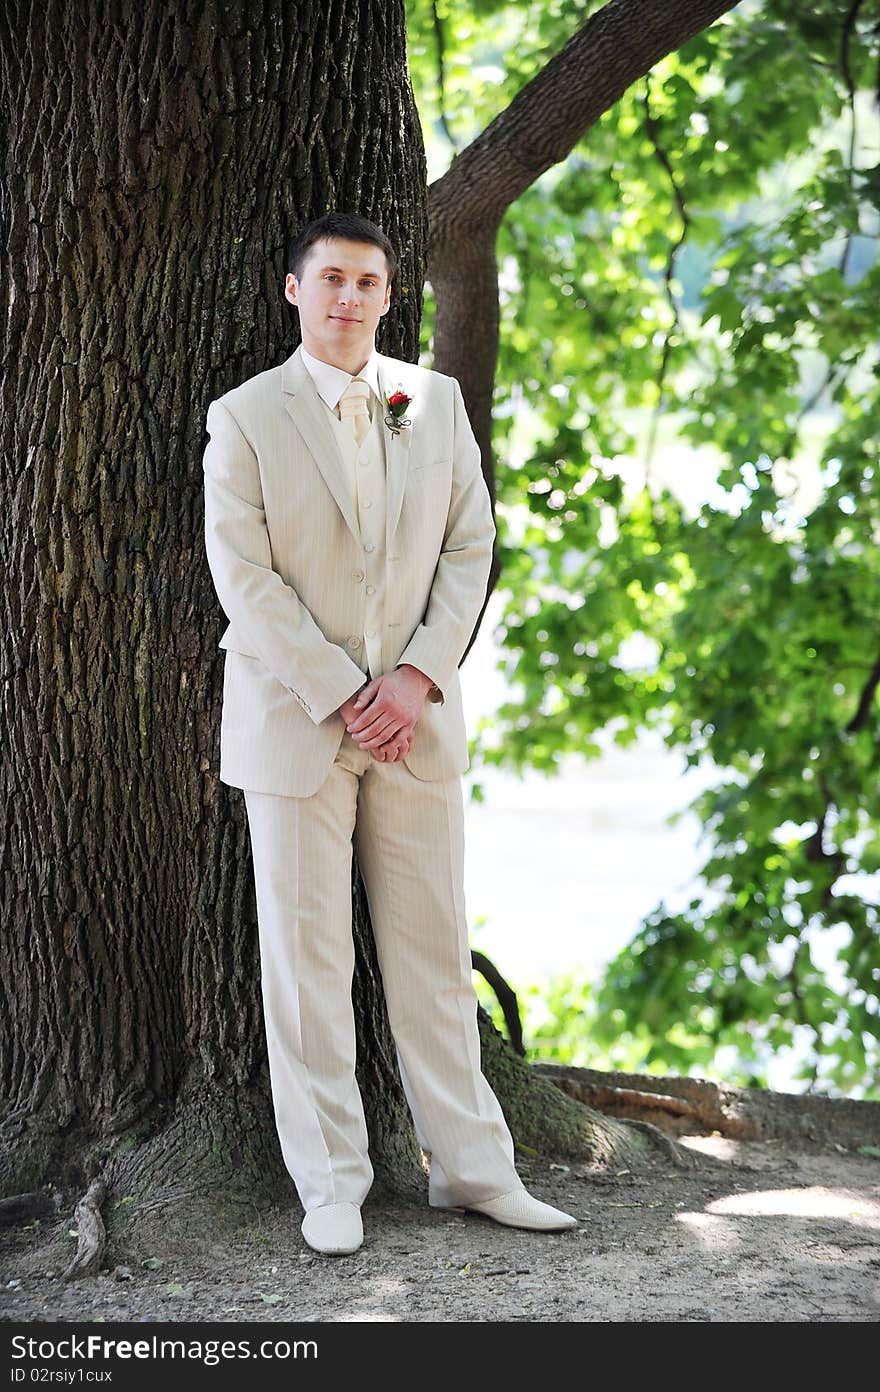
[202,212,577,1254]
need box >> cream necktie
[337,378,372,447]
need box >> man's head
[285,213,396,371]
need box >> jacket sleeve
[202,396,366,725]
[395,377,496,705]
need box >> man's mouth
[332,315,361,322]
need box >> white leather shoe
[464,1188,579,1231]
[300,1202,363,1254]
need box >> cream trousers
[243,726,525,1214]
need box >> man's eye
[323,275,376,286]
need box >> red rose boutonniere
[384,386,413,437]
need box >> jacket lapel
[376,351,418,552]
[280,345,362,547]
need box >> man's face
[285,237,391,367]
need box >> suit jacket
[202,343,496,797]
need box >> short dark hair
[286,212,397,287]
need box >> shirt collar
[299,343,382,411]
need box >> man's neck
[302,339,374,376]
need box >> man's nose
[338,282,361,302]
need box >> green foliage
[412,0,880,1096]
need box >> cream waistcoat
[325,389,387,682]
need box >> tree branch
[427,0,739,622]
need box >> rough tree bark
[0,0,722,1240]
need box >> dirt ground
[1,1135,878,1323]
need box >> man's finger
[346,701,381,734]
[355,721,399,748]
[348,711,384,736]
[349,701,398,736]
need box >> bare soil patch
[2,1136,878,1323]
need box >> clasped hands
[337,664,434,762]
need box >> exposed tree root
[534,1063,880,1146]
[616,1116,702,1165]
[477,1014,706,1171]
[60,1177,107,1281]
[0,1189,61,1227]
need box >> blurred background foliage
[405,0,879,1098]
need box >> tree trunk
[0,0,686,1236]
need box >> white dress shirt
[299,343,382,417]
